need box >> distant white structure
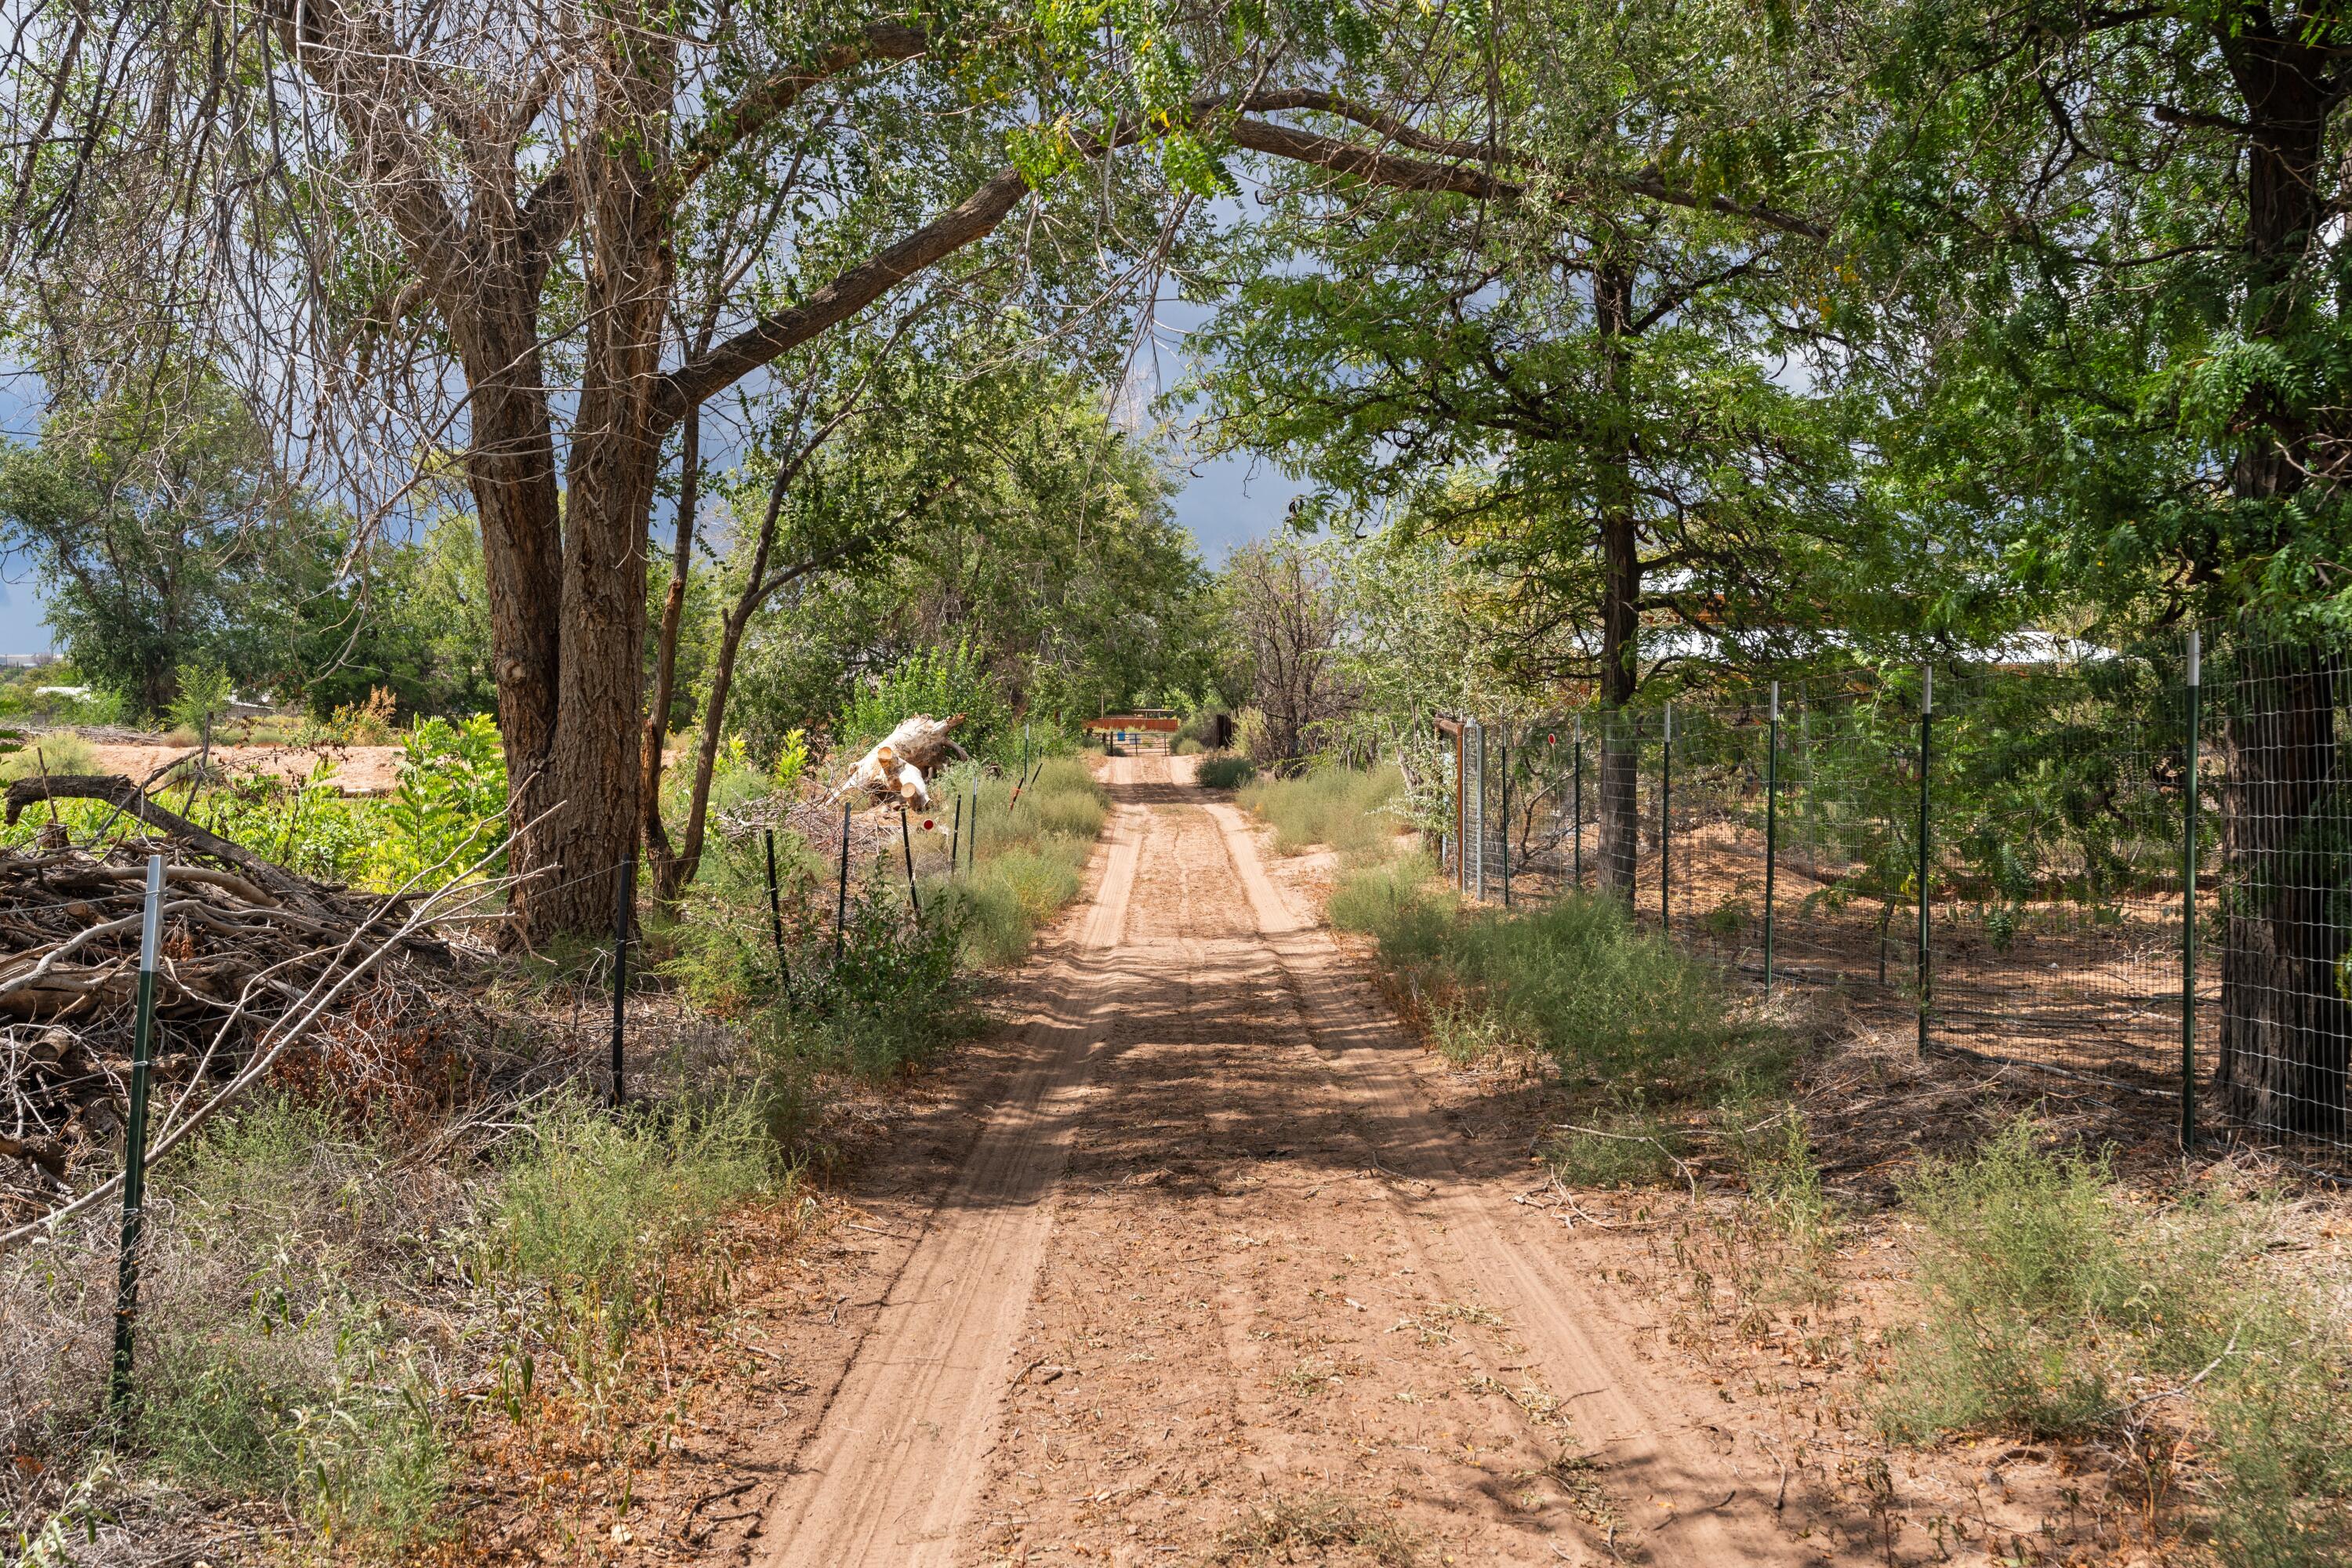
[0,652,62,669]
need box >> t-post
[1764,681,1780,994]
[1661,705,1674,935]
[764,829,793,1007]
[1916,666,1933,1055]
[899,808,922,919]
[835,801,852,964]
[2181,630,2201,1149]
[1499,736,1512,909]
[108,855,165,1414]
[1572,717,1584,891]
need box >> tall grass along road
[733,754,1813,1566]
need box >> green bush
[0,729,96,781]
[201,767,381,884]
[368,713,508,891]
[494,1090,771,1346]
[802,877,980,1077]
[1548,1099,1688,1189]
[1880,1121,2352,1564]
[837,641,1014,764]
[1238,764,1402,854]
[1196,753,1255,789]
[1336,871,1750,1091]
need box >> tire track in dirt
[968,790,1620,1565]
[748,761,1149,1567]
[1205,800,1795,1563]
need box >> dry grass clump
[1210,1493,1421,1566]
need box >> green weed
[1879,1121,2352,1563]
[1196,753,1254,789]
[1548,1100,1688,1189]
[1238,764,1402,855]
[493,1090,771,1357]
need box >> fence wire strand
[1439,624,2352,1160]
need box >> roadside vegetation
[1265,760,2352,1555]
[1880,1123,2352,1565]
[1235,763,1404,855]
[0,637,1125,1559]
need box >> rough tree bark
[1592,260,1642,907]
[2212,27,2351,1134]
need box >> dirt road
[745,755,1818,1566]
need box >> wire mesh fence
[1434,622,2352,1161]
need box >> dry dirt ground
[83,740,407,795]
[441,754,2352,1568]
[597,753,1877,1568]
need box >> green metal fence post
[109,854,165,1414]
[836,800,852,964]
[1765,681,1779,994]
[1917,666,1933,1054]
[763,829,793,1008]
[1572,718,1584,891]
[609,855,633,1109]
[2182,629,2201,1151]
[1500,736,1512,909]
[900,808,922,920]
[1661,704,1674,935]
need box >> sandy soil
[82,740,408,795]
[701,754,1835,1566]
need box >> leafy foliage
[369,715,508,891]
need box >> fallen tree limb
[7,774,330,910]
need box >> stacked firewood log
[0,775,459,1223]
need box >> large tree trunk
[509,35,675,942]
[2212,36,2348,1134]
[2218,648,2350,1134]
[1593,260,1641,907]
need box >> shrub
[1237,764,1403,855]
[494,1090,771,1349]
[1328,851,1455,967]
[837,641,1013,764]
[368,713,508,891]
[0,729,97,781]
[1879,1120,2352,1565]
[801,877,980,1078]
[1196,753,1254,789]
[166,659,234,750]
[1548,1100,1687,1189]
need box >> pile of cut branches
[0,774,485,1230]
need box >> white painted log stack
[826,713,968,811]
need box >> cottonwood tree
[0,0,1593,939]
